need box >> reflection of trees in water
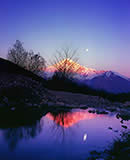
[47,109,72,143]
[51,110,70,126]
[47,109,97,128]
[3,110,72,150]
[3,121,42,151]
[3,108,91,150]
[0,107,49,151]
[46,109,99,143]
[1,108,71,150]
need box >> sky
[0,0,130,77]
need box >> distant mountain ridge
[85,71,130,93]
[44,59,130,93]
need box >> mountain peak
[45,59,105,78]
[103,71,129,81]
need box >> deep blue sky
[0,0,130,77]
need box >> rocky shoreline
[0,76,130,121]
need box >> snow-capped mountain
[43,59,105,79]
[84,71,130,93]
[43,59,130,93]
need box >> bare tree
[7,40,46,74]
[7,40,28,67]
[51,47,80,79]
[25,51,46,74]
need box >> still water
[0,108,129,160]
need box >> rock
[96,110,108,114]
[116,113,120,119]
[121,125,127,129]
[120,120,123,124]
[11,107,15,111]
[64,104,71,107]
[55,102,65,106]
[79,104,88,109]
[47,102,55,107]
[88,110,96,113]
[26,103,33,107]
[68,104,77,108]
[3,97,8,104]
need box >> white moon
[86,48,88,52]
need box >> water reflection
[1,108,103,150]
[0,107,128,155]
[0,108,129,160]
[44,109,104,143]
[83,133,87,141]
[0,108,46,151]
[3,121,42,151]
[0,108,75,150]
[45,109,72,143]
[46,109,102,128]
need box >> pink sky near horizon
[0,0,130,78]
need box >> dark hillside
[0,57,46,83]
[0,57,51,108]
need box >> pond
[0,108,129,160]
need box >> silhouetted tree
[51,47,80,79]
[7,40,27,66]
[7,40,46,74]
